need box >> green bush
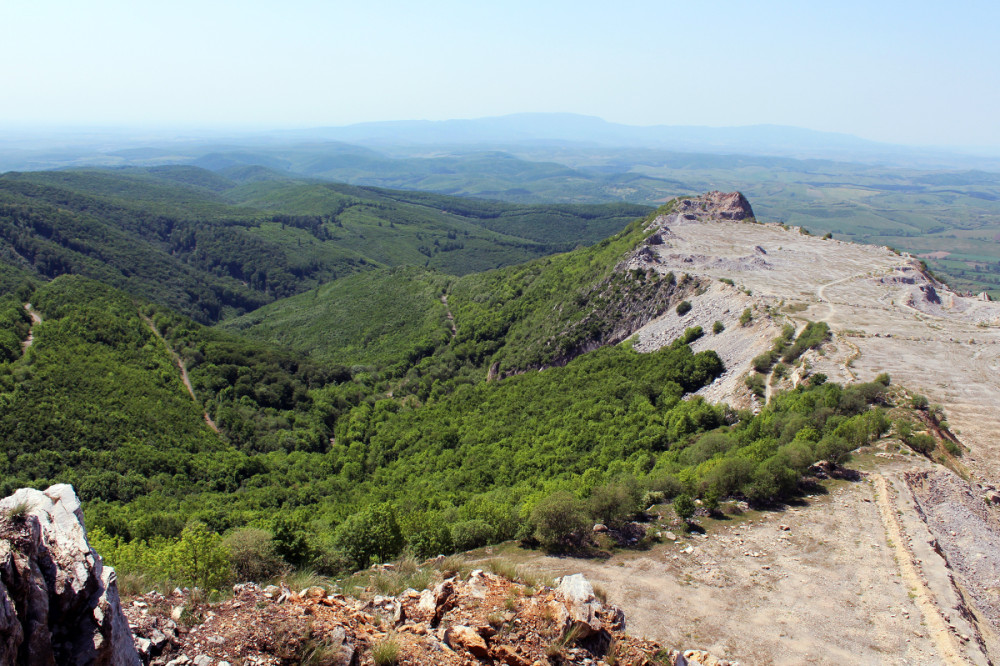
[676,301,692,316]
[588,481,642,527]
[223,528,288,583]
[745,373,765,398]
[334,504,404,568]
[752,351,777,374]
[782,322,830,363]
[672,494,695,522]
[712,320,724,334]
[739,308,752,326]
[529,492,589,551]
[679,326,704,344]
[907,433,936,454]
[450,519,495,552]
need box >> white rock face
[0,484,140,666]
[557,573,596,604]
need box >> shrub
[752,351,776,374]
[529,492,589,551]
[907,433,936,454]
[745,373,765,398]
[782,321,830,362]
[672,494,695,522]
[224,528,288,583]
[648,475,683,499]
[450,519,495,552]
[719,278,735,286]
[739,308,752,326]
[273,516,314,568]
[822,232,833,240]
[679,326,703,344]
[334,503,404,568]
[588,481,642,528]
[712,320,724,334]
[676,301,692,316]
[911,394,929,410]
[642,490,665,507]
[174,521,231,590]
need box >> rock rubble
[123,570,734,665]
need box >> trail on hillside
[441,294,457,339]
[872,473,968,665]
[813,272,875,381]
[140,314,220,433]
[815,270,871,321]
[21,303,41,352]
[764,319,808,404]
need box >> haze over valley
[2,2,1000,664]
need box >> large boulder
[0,484,139,665]
[555,574,605,639]
[705,191,755,220]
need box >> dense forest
[0,176,908,591]
[0,167,649,322]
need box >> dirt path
[441,294,457,339]
[500,458,997,665]
[764,319,808,404]
[21,303,41,352]
[815,270,871,321]
[140,314,220,433]
[872,473,968,665]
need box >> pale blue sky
[2,0,998,147]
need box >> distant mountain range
[2,113,999,172]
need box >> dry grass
[371,632,401,665]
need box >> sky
[2,0,999,148]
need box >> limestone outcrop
[0,484,139,666]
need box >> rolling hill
[0,166,649,322]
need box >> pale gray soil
[508,202,1000,664]
[628,211,1000,486]
[508,459,957,665]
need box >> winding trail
[815,270,871,320]
[441,294,457,339]
[21,303,41,352]
[140,314,220,433]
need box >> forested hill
[222,199,698,378]
[0,166,649,323]
[0,189,897,585]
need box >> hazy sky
[2,0,998,148]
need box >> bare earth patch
[509,194,1000,664]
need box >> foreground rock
[0,484,139,665]
[124,570,735,665]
